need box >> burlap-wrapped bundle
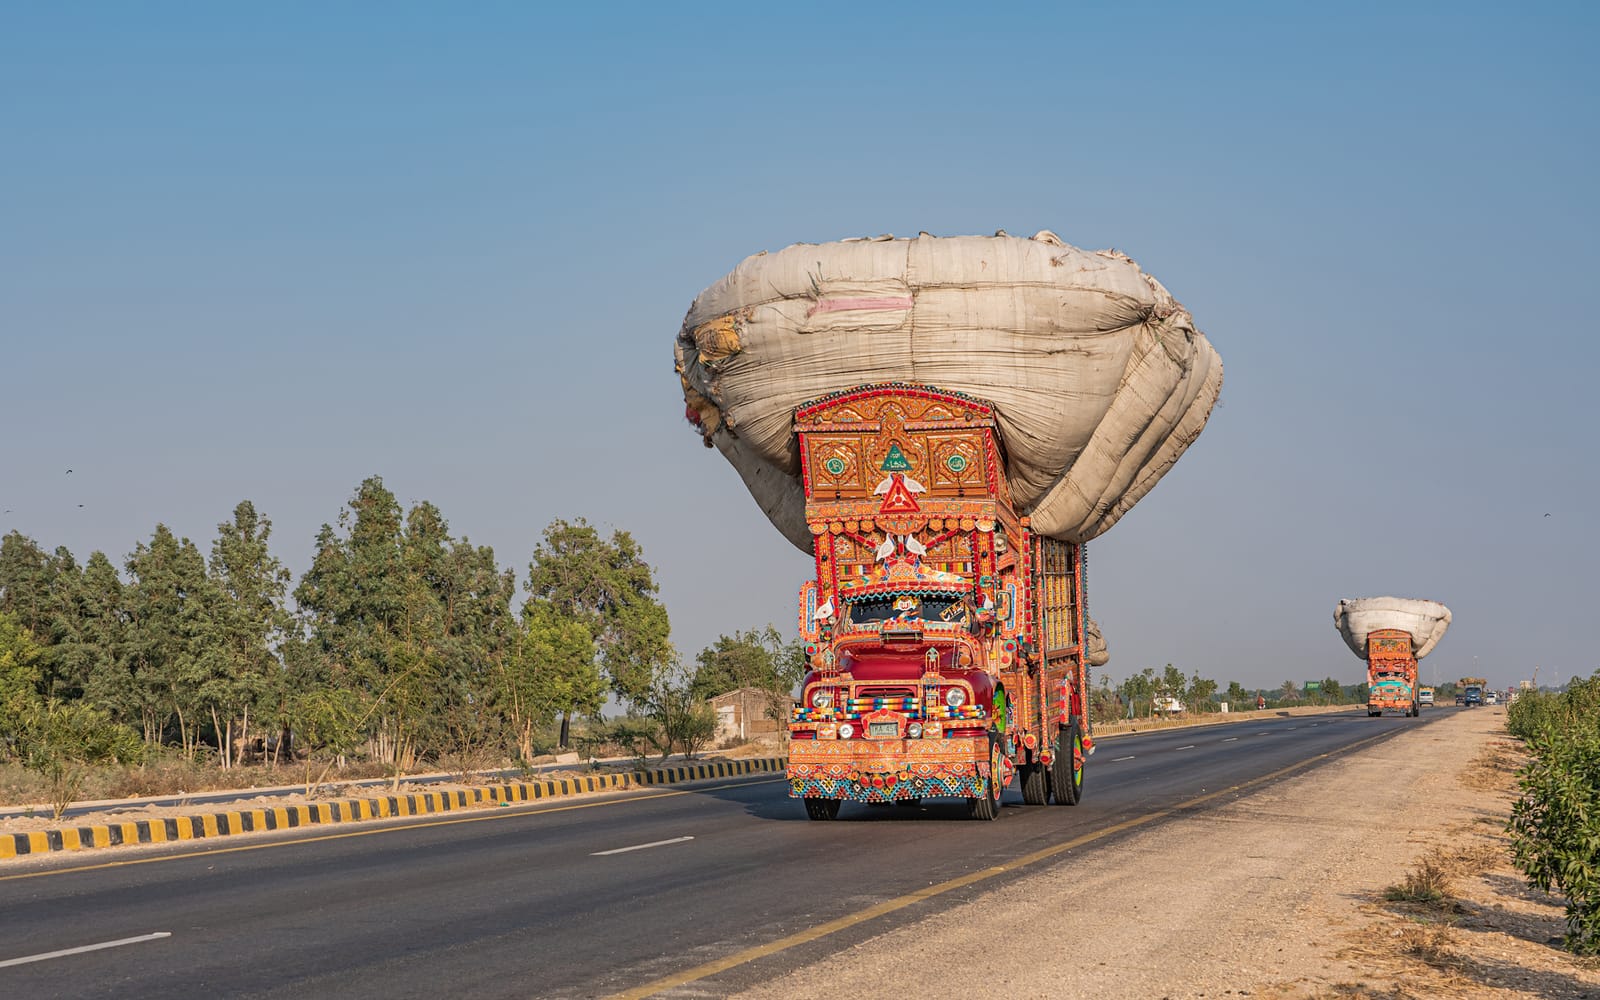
[1334,597,1453,659]
[676,231,1223,552]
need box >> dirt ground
[735,708,1600,1000]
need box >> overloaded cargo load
[1334,597,1453,659]
[675,231,1224,552]
[1085,614,1109,667]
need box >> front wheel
[1051,719,1085,806]
[968,737,1002,821]
[804,797,841,821]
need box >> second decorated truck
[1334,597,1453,718]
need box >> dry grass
[1394,922,1458,965]
[1385,855,1456,905]
[1460,737,1528,792]
[1338,922,1475,995]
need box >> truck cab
[1365,629,1419,717]
[1464,685,1484,707]
[784,383,1092,820]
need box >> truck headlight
[811,690,833,709]
[907,722,923,738]
[838,723,854,739]
[945,688,966,708]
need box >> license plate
[868,721,899,739]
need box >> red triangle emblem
[879,474,921,514]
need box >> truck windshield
[848,594,970,627]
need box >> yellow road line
[0,777,787,882]
[608,730,1396,1000]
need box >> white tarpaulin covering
[1334,597,1453,660]
[675,231,1224,552]
[1085,615,1110,667]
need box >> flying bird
[1545,513,1551,517]
[66,469,72,474]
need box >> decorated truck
[1459,677,1487,707]
[676,231,1223,820]
[1333,597,1453,718]
[783,383,1095,819]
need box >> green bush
[20,701,144,819]
[1508,672,1600,954]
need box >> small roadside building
[708,687,793,742]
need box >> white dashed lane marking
[0,933,172,969]
[591,836,695,857]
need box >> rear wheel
[1020,762,1049,805]
[1051,719,1085,806]
[804,797,841,821]
[968,737,1002,821]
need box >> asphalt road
[0,708,1457,999]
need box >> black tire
[1051,719,1085,806]
[804,797,841,821]
[967,737,1002,821]
[1020,762,1049,805]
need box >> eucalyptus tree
[0,534,86,700]
[1187,672,1219,712]
[205,501,293,769]
[0,613,43,759]
[79,551,134,728]
[295,477,516,778]
[296,478,412,767]
[0,531,55,638]
[501,598,600,756]
[124,525,218,754]
[525,518,673,707]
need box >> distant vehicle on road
[1455,694,1466,705]
[1153,696,1186,715]
[1418,686,1435,706]
[1485,690,1499,705]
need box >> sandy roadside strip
[732,708,1590,999]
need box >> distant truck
[1460,677,1486,707]
[1417,686,1435,707]
[1333,598,1452,719]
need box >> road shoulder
[732,709,1598,999]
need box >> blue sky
[2,3,1595,692]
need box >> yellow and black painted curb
[0,756,785,860]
